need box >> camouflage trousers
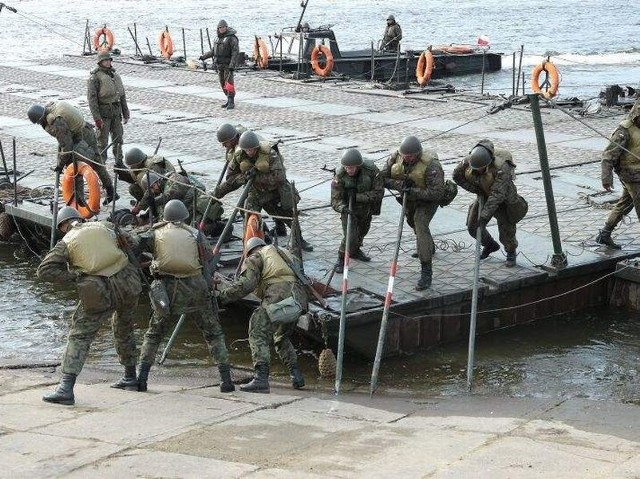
[604,180,640,231]
[406,202,439,264]
[96,105,124,164]
[339,210,372,255]
[466,200,518,253]
[218,66,234,96]
[139,275,229,365]
[248,306,298,368]
[78,125,113,191]
[61,266,141,375]
[245,189,294,228]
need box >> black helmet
[97,51,112,64]
[141,171,162,190]
[399,136,423,156]
[341,148,363,167]
[469,140,495,170]
[217,19,228,29]
[27,104,45,124]
[163,199,189,222]
[56,206,83,229]
[245,236,266,253]
[238,130,260,150]
[217,123,238,143]
[125,147,148,167]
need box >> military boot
[42,373,76,405]
[480,239,500,259]
[289,365,305,389]
[334,253,345,274]
[274,219,288,236]
[240,363,270,393]
[300,237,314,252]
[103,185,120,206]
[352,249,371,262]
[505,251,517,268]
[226,95,235,110]
[137,363,152,392]
[595,229,621,249]
[220,96,229,109]
[415,263,432,291]
[111,366,138,390]
[218,364,235,393]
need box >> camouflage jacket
[331,161,384,214]
[202,28,239,68]
[381,150,445,204]
[382,23,402,50]
[601,122,640,185]
[216,145,286,198]
[87,66,130,120]
[139,172,194,217]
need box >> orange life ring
[310,45,334,77]
[93,27,115,51]
[159,30,174,59]
[253,37,269,69]
[531,60,560,99]
[416,50,434,87]
[61,162,101,220]
[243,214,265,254]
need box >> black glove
[245,168,257,180]
[53,164,64,173]
[402,178,415,191]
[198,55,205,61]
[341,205,352,215]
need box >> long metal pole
[480,49,486,96]
[0,139,10,182]
[158,314,186,364]
[529,93,567,268]
[12,137,17,206]
[512,52,516,96]
[335,192,354,395]
[466,196,484,391]
[182,27,187,60]
[370,191,407,396]
[516,44,524,94]
[50,171,60,249]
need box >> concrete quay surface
[1,367,640,478]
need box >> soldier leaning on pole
[214,130,314,251]
[87,51,129,168]
[37,206,142,405]
[122,147,176,202]
[330,148,384,273]
[452,139,528,267]
[27,101,117,204]
[595,103,640,249]
[218,237,308,393]
[135,199,234,393]
[382,136,445,291]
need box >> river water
[1,1,640,400]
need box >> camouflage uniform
[382,19,402,51]
[41,101,114,195]
[36,222,141,375]
[216,142,298,230]
[87,61,129,165]
[139,171,223,226]
[128,155,176,201]
[218,245,308,369]
[453,144,527,255]
[382,148,444,264]
[331,160,384,255]
[600,105,640,233]
[137,222,229,366]
[201,27,239,103]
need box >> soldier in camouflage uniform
[218,237,308,393]
[453,139,528,267]
[136,199,234,393]
[382,136,444,290]
[27,101,117,204]
[595,103,640,249]
[121,147,176,202]
[215,130,313,251]
[331,148,384,273]
[37,206,142,405]
[87,51,129,167]
[199,20,240,110]
[134,170,223,235]
[381,15,402,51]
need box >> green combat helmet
[141,171,162,190]
[217,123,238,143]
[56,206,83,229]
[399,136,423,156]
[238,130,260,150]
[125,147,148,167]
[245,236,266,253]
[469,140,494,170]
[341,148,363,167]
[27,104,45,124]
[97,51,112,64]
[163,199,189,222]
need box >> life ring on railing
[416,50,434,87]
[310,45,334,77]
[93,27,115,51]
[531,60,560,99]
[158,30,174,59]
[61,162,101,219]
[243,214,265,253]
[253,37,269,69]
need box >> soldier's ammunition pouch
[255,158,270,173]
[149,279,171,315]
[439,180,458,208]
[507,195,528,223]
[77,276,111,314]
[239,160,253,173]
[264,296,303,324]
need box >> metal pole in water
[480,49,486,96]
[182,28,187,60]
[335,192,354,395]
[516,45,524,94]
[12,137,17,206]
[529,93,567,268]
[370,41,375,81]
[512,52,516,96]
[370,191,407,396]
[466,196,484,391]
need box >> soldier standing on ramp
[200,20,240,110]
